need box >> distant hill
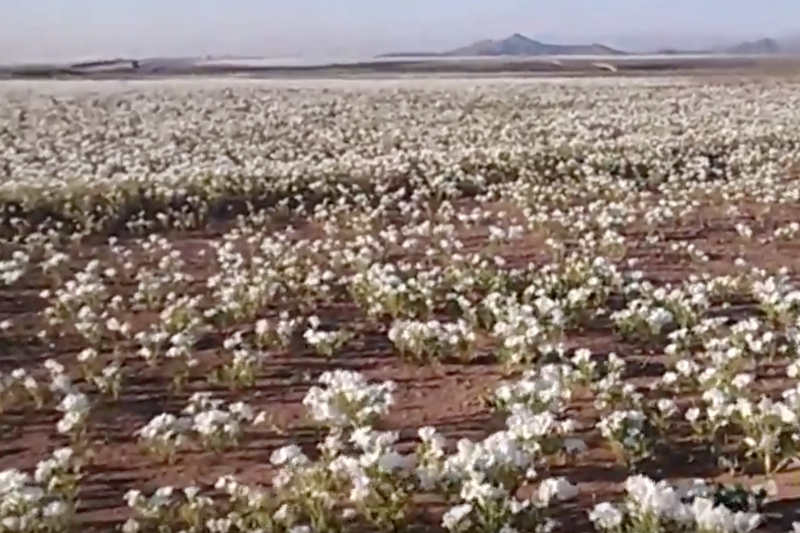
[379,33,627,58]
[655,38,797,56]
[719,38,780,55]
[379,32,800,58]
[446,33,626,56]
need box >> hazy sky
[2,0,799,63]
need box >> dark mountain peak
[507,33,537,44]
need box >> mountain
[379,32,800,58]
[378,33,627,58]
[777,35,800,53]
[719,38,780,55]
[446,33,626,56]
[655,37,800,56]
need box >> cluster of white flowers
[591,475,762,533]
[303,316,353,358]
[138,393,264,459]
[0,448,80,532]
[388,318,477,361]
[302,370,395,429]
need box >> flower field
[3,77,800,532]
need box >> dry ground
[6,55,800,81]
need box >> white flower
[122,518,140,533]
[537,477,578,505]
[270,445,307,467]
[442,503,472,530]
[589,502,623,530]
[43,500,68,518]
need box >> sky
[1,0,799,64]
